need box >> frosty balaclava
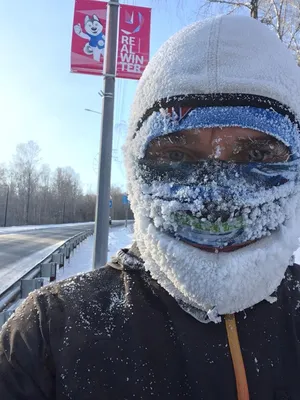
[124,15,300,322]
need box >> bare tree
[259,0,300,62]
[11,141,41,224]
[157,0,300,62]
[207,0,300,61]
[0,164,7,186]
[34,164,52,224]
[77,194,97,222]
[51,167,82,223]
[0,141,126,226]
[0,164,9,226]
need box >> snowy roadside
[56,224,134,281]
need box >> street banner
[71,0,107,76]
[71,2,151,79]
[116,4,151,80]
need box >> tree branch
[209,0,251,9]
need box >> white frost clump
[133,196,300,319]
[124,129,300,321]
[122,14,300,322]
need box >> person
[1,14,300,400]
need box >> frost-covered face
[125,103,300,318]
[132,122,300,252]
[143,127,290,251]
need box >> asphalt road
[0,221,133,294]
[0,224,94,271]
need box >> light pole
[93,0,119,269]
[84,108,102,115]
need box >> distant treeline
[0,140,133,227]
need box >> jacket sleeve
[0,291,55,399]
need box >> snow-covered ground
[0,222,94,235]
[56,224,134,281]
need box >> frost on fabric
[127,15,300,142]
[128,147,300,248]
[44,269,135,396]
[132,203,300,320]
[254,357,260,374]
[123,103,300,321]
[140,106,300,158]
[126,154,300,317]
[122,14,300,322]
[125,142,300,318]
[265,295,277,304]
[57,272,132,338]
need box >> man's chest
[52,309,300,400]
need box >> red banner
[71,2,151,80]
[71,0,107,76]
[116,4,151,80]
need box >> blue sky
[0,0,202,192]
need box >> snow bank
[56,225,134,281]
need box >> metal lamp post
[93,0,119,269]
[85,108,102,115]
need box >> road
[0,223,95,294]
[0,221,130,294]
[0,223,94,270]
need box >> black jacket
[1,245,300,400]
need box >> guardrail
[0,229,93,328]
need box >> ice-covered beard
[127,166,300,322]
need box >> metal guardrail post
[64,246,71,259]
[41,263,56,282]
[0,311,12,326]
[0,286,20,313]
[0,228,93,329]
[0,299,25,326]
[0,312,6,326]
[52,253,64,268]
[21,279,44,298]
